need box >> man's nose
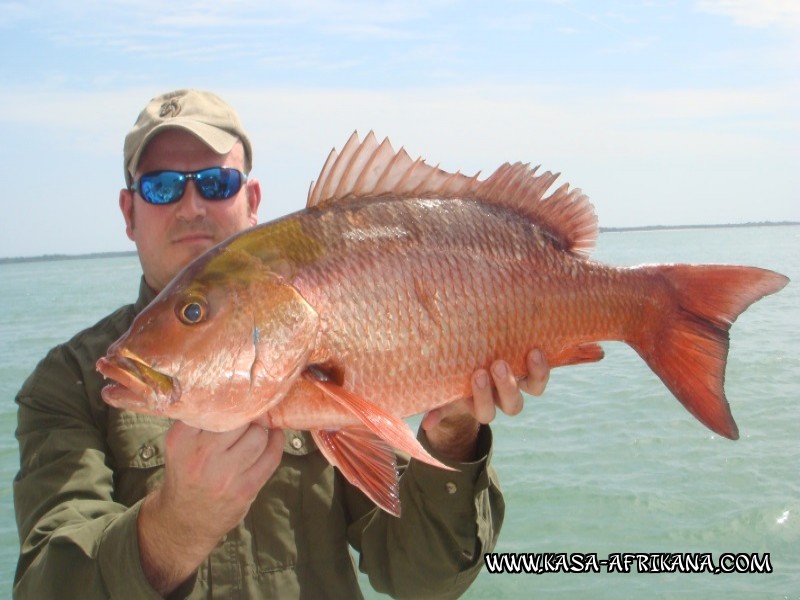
[175,182,207,219]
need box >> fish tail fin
[631,264,788,440]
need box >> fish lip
[96,349,179,411]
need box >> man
[14,89,550,598]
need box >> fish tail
[631,264,788,439]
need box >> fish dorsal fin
[306,131,598,256]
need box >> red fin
[633,265,788,440]
[306,132,597,255]
[307,131,479,207]
[306,377,455,472]
[549,343,605,367]
[476,163,597,255]
[311,428,401,517]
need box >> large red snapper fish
[97,132,788,515]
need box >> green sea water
[1,226,798,598]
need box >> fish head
[97,246,320,431]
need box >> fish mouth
[96,349,180,413]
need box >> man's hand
[422,349,550,462]
[137,422,284,595]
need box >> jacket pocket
[106,408,170,506]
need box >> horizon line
[2,221,798,264]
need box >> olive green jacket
[14,278,505,599]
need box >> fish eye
[177,301,207,325]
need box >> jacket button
[291,436,303,450]
[445,482,458,495]
[139,444,155,461]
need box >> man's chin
[152,239,217,288]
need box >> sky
[0,0,798,258]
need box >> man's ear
[246,178,261,226]
[119,188,135,240]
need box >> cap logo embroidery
[159,98,181,118]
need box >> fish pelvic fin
[311,427,401,517]
[632,265,789,440]
[307,131,598,256]
[306,377,456,470]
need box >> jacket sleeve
[345,424,505,599]
[13,342,164,600]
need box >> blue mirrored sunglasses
[131,167,246,205]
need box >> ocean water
[1,226,798,599]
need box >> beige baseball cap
[123,89,253,187]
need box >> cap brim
[126,119,239,185]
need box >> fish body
[257,198,664,425]
[97,132,789,515]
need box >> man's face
[120,129,260,292]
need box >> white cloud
[213,83,799,229]
[0,80,797,258]
[20,0,442,47]
[695,0,800,28]
[2,0,799,256]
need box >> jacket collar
[133,276,158,314]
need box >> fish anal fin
[311,427,401,517]
[306,377,456,473]
[306,132,597,255]
[549,343,605,368]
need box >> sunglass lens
[139,172,186,204]
[195,168,243,200]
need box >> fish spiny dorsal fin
[306,131,479,208]
[477,162,598,255]
[306,131,598,256]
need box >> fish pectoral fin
[548,343,605,368]
[307,377,456,473]
[311,427,401,517]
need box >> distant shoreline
[0,251,138,265]
[1,221,797,264]
[599,221,799,233]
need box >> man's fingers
[247,428,284,480]
[519,349,550,397]
[420,409,442,431]
[471,370,497,423]
[491,361,524,416]
[432,348,550,429]
[229,423,274,471]
[461,349,551,426]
